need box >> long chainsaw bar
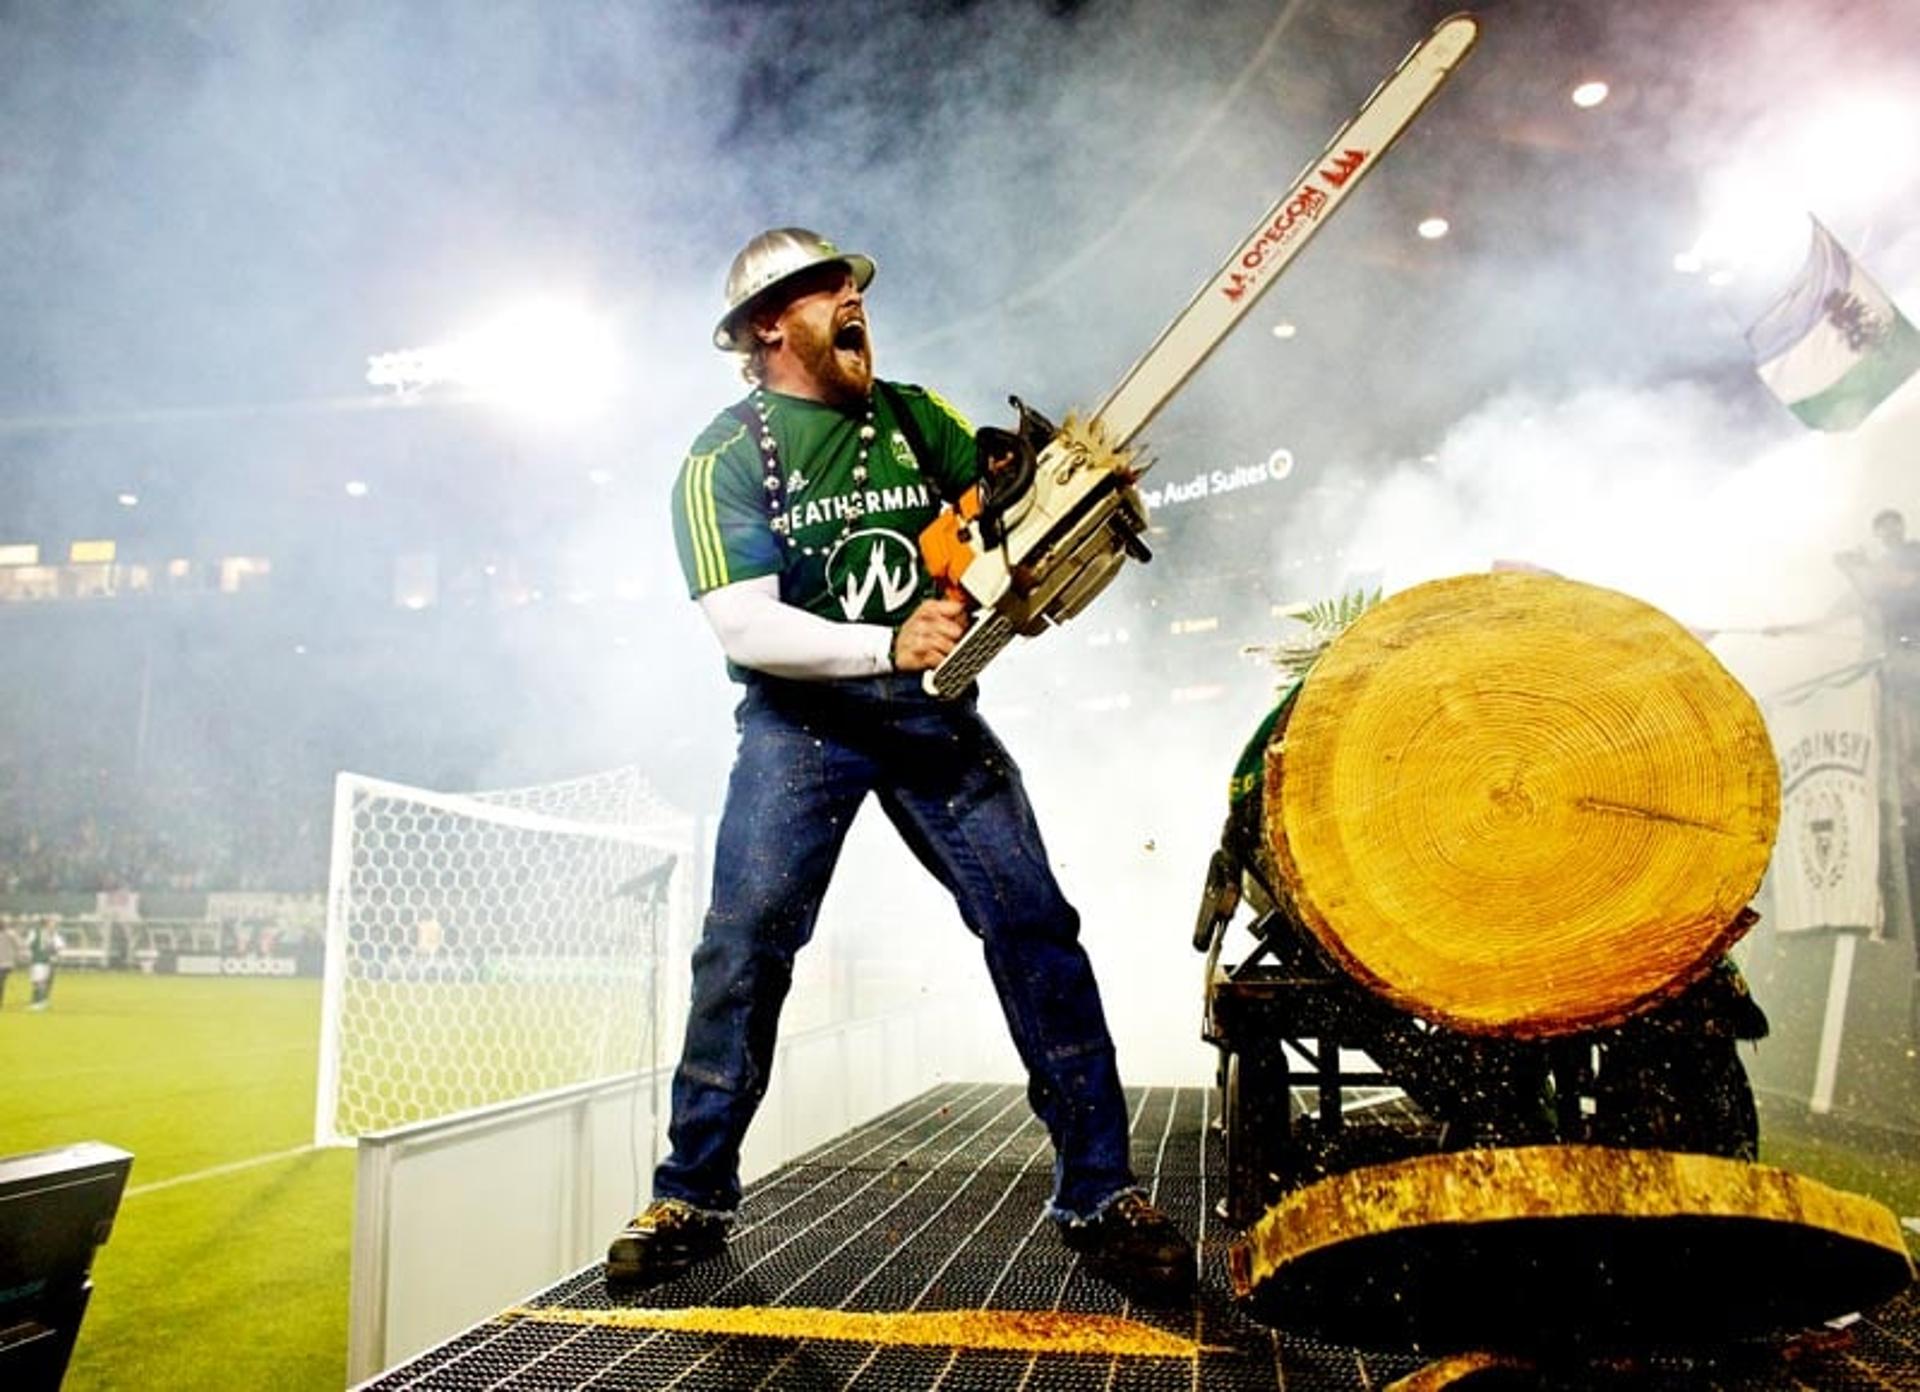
[923,12,1479,698]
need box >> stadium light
[367,297,623,425]
[1681,167,1798,275]
[1271,321,1297,340]
[1571,81,1609,109]
[1680,91,1916,275]
[116,492,138,507]
[345,480,369,498]
[1417,217,1450,240]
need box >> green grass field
[333,975,654,1136]
[0,972,352,1390]
[1759,1106,1920,1223]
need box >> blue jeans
[653,672,1137,1220]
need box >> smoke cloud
[5,0,1920,1099]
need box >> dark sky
[5,2,1908,446]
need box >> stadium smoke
[6,0,1920,1094]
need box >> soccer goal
[315,766,698,1147]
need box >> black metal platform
[363,1083,1920,1390]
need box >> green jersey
[671,382,977,627]
[1227,681,1301,807]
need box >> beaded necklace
[749,389,878,560]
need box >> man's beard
[792,314,874,408]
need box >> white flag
[1768,673,1880,934]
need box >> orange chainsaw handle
[918,484,984,601]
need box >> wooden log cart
[1193,572,1914,1374]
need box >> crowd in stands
[0,596,568,899]
[0,757,325,894]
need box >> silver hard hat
[712,227,876,352]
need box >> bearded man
[610,228,1192,1300]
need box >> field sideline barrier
[348,1002,991,1383]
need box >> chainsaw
[916,12,1479,698]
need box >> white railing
[347,1005,988,1383]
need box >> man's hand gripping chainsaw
[908,11,1479,698]
[916,398,1152,698]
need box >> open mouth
[833,319,868,354]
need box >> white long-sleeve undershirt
[697,575,894,680]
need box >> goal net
[315,766,697,1146]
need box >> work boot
[605,1199,732,1287]
[1058,1191,1195,1301]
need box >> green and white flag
[1746,219,1920,432]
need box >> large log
[1229,1145,1915,1353]
[1266,573,1779,1037]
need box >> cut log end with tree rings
[1232,1145,1915,1354]
[1268,572,1780,1037]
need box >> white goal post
[316,767,698,1147]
